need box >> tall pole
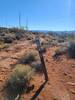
[26,17,28,30]
[19,12,21,29]
[35,33,48,81]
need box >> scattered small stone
[46,59,48,62]
[69,89,75,94]
[63,72,68,76]
[67,82,75,86]
[47,82,50,85]
[53,98,58,100]
[71,65,75,68]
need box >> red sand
[0,40,75,100]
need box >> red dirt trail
[0,40,75,100]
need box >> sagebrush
[8,64,35,93]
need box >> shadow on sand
[3,80,47,100]
[30,80,47,100]
[5,84,34,100]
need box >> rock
[67,82,75,86]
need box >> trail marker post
[35,33,48,81]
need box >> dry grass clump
[0,42,9,50]
[53,47,67,60]
[8,64,35,93]
[55,47,67,55]
[53,42,75,59]
[18,50,43,73]
[19,50,39,64]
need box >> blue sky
[0,0,75,31]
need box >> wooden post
[35,33,48,81]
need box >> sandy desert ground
[0,34,75,100]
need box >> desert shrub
[15,32,23,40]
[54,48,64,55]
[51,40,58,46]
[0,32,5,36]
[18,50,43,73]
[40,39,50,49]
[3,35,15,43]
[67,42,75,59]
[0,36,5,42]
[58,38,65,43]
[0,42,9,50]
[8,64,35,93]
[53,47,67,59]
[4,38,12,43]
[30,62,42,73]
[19,50,38,64]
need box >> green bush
[8,64,35,93]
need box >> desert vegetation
[8,64,35,93]
[53,42,75,60]
[0,27,75,100]
[67,42,75,59]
